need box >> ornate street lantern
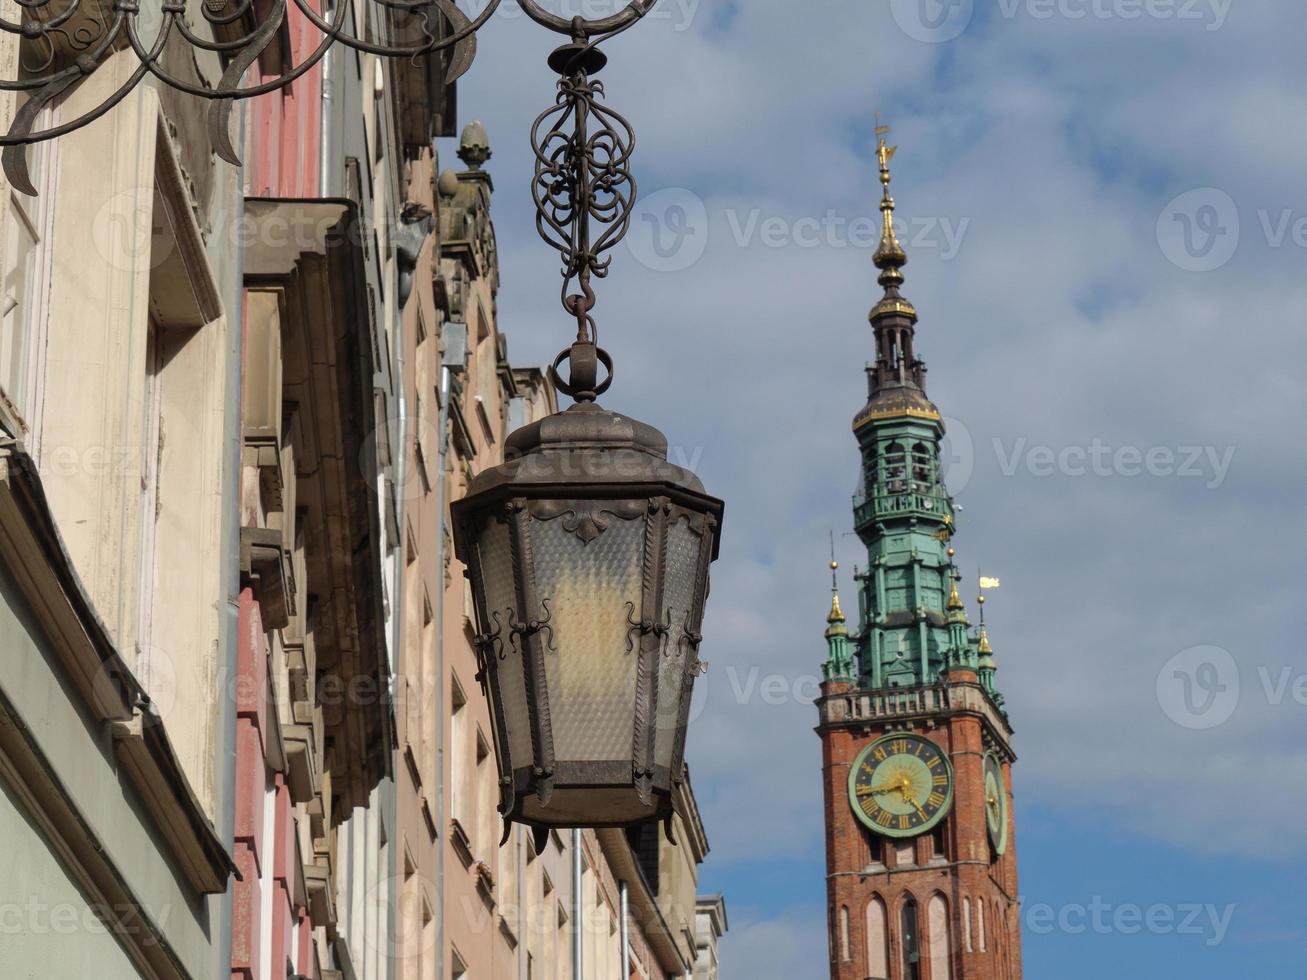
[453,22,724,844]
[452,385,722,841]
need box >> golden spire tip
[827,530,846,626]
[872,114,906,277]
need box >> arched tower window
[884,442,907,493]
[867,896,889,980]
[840,905,851,962]
[993,901,1004,973]
[962,897,973,953]
[927,894,952,980]
[901,897,922,980]
[977,900,986,953]
[911,442,934,492]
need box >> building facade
[0,12,723,980]
[0,21,243,980]
[817,138,1022,980]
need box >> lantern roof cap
[462,403,723,544]
[506,400,668,460]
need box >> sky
[445,1,1307,976]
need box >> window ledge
[450,817,475,869]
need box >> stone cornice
[816,679,1016,759]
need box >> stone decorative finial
[438,168,462,198]
[457,120,492,170]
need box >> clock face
[984,752,1008,856]
[849,734,953,838]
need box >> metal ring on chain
[550,343,613,402]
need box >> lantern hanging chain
[531,18,639,402]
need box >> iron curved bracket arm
[514,0,657,38]
[0,0,500,179]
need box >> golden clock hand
[857,781,902,797]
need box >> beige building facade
[0,17,725,980]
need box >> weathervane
[875,112,897,175]
[977,569,1000,650]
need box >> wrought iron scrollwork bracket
[625,602,671,655]
[508,599,557,654]
[529,11,650,403]
[472,610,505,683]
[0,0,660,194]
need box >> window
[866,896,888,980]
[136,322,163,671]
[0,105,55,435]
[927,894,952,980]
[883,442,907,493]
[839,905,851,962]
[421,589,435,780]
[864,829,885,867]
[911,442,934,492]
[900,898,921,980]
[927,825,947,862]
[450,674,468,827]
[475,729,495,859]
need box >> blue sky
[449,1,1307,975]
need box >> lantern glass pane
[654,514,703,769]
[529,505,646,762]
[476,516,533,770]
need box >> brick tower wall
[819,680,1022,980]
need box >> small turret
[823,542,856,683]
[975,589,1002,704]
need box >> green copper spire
[823,537,856,683]
[975,591,1004,705]
[818,121,1004,709]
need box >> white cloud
[449,2,1307,975]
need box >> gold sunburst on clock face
[849,734,953,838]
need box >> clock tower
[817,129,1023,980]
